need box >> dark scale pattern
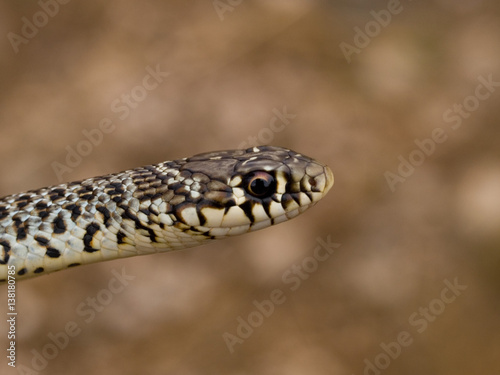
[46,248,61,258]
[16,227,27,241]
[96,206,112,226]
[0,240,10,264]
[35,236,50,245]
[53,216,67,234]
[83,223,101,252]
[116,231,127,244]
[0,146,333,282]
[0,206,9,220]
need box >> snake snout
[298,161,334,203]
[323,165,334,195]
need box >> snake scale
[0,146,333,283]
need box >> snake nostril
[309,177,317,188]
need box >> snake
[0,146,333,283]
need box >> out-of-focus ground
[0,1,499,374]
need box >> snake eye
[243,172,276,198]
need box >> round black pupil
[250,178,270,195]
[248,175,275,197]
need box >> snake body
[0,146,333,283]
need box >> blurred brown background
[0,1,499,374]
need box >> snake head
[165,146,333,238]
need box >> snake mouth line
[203,202,317,239]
